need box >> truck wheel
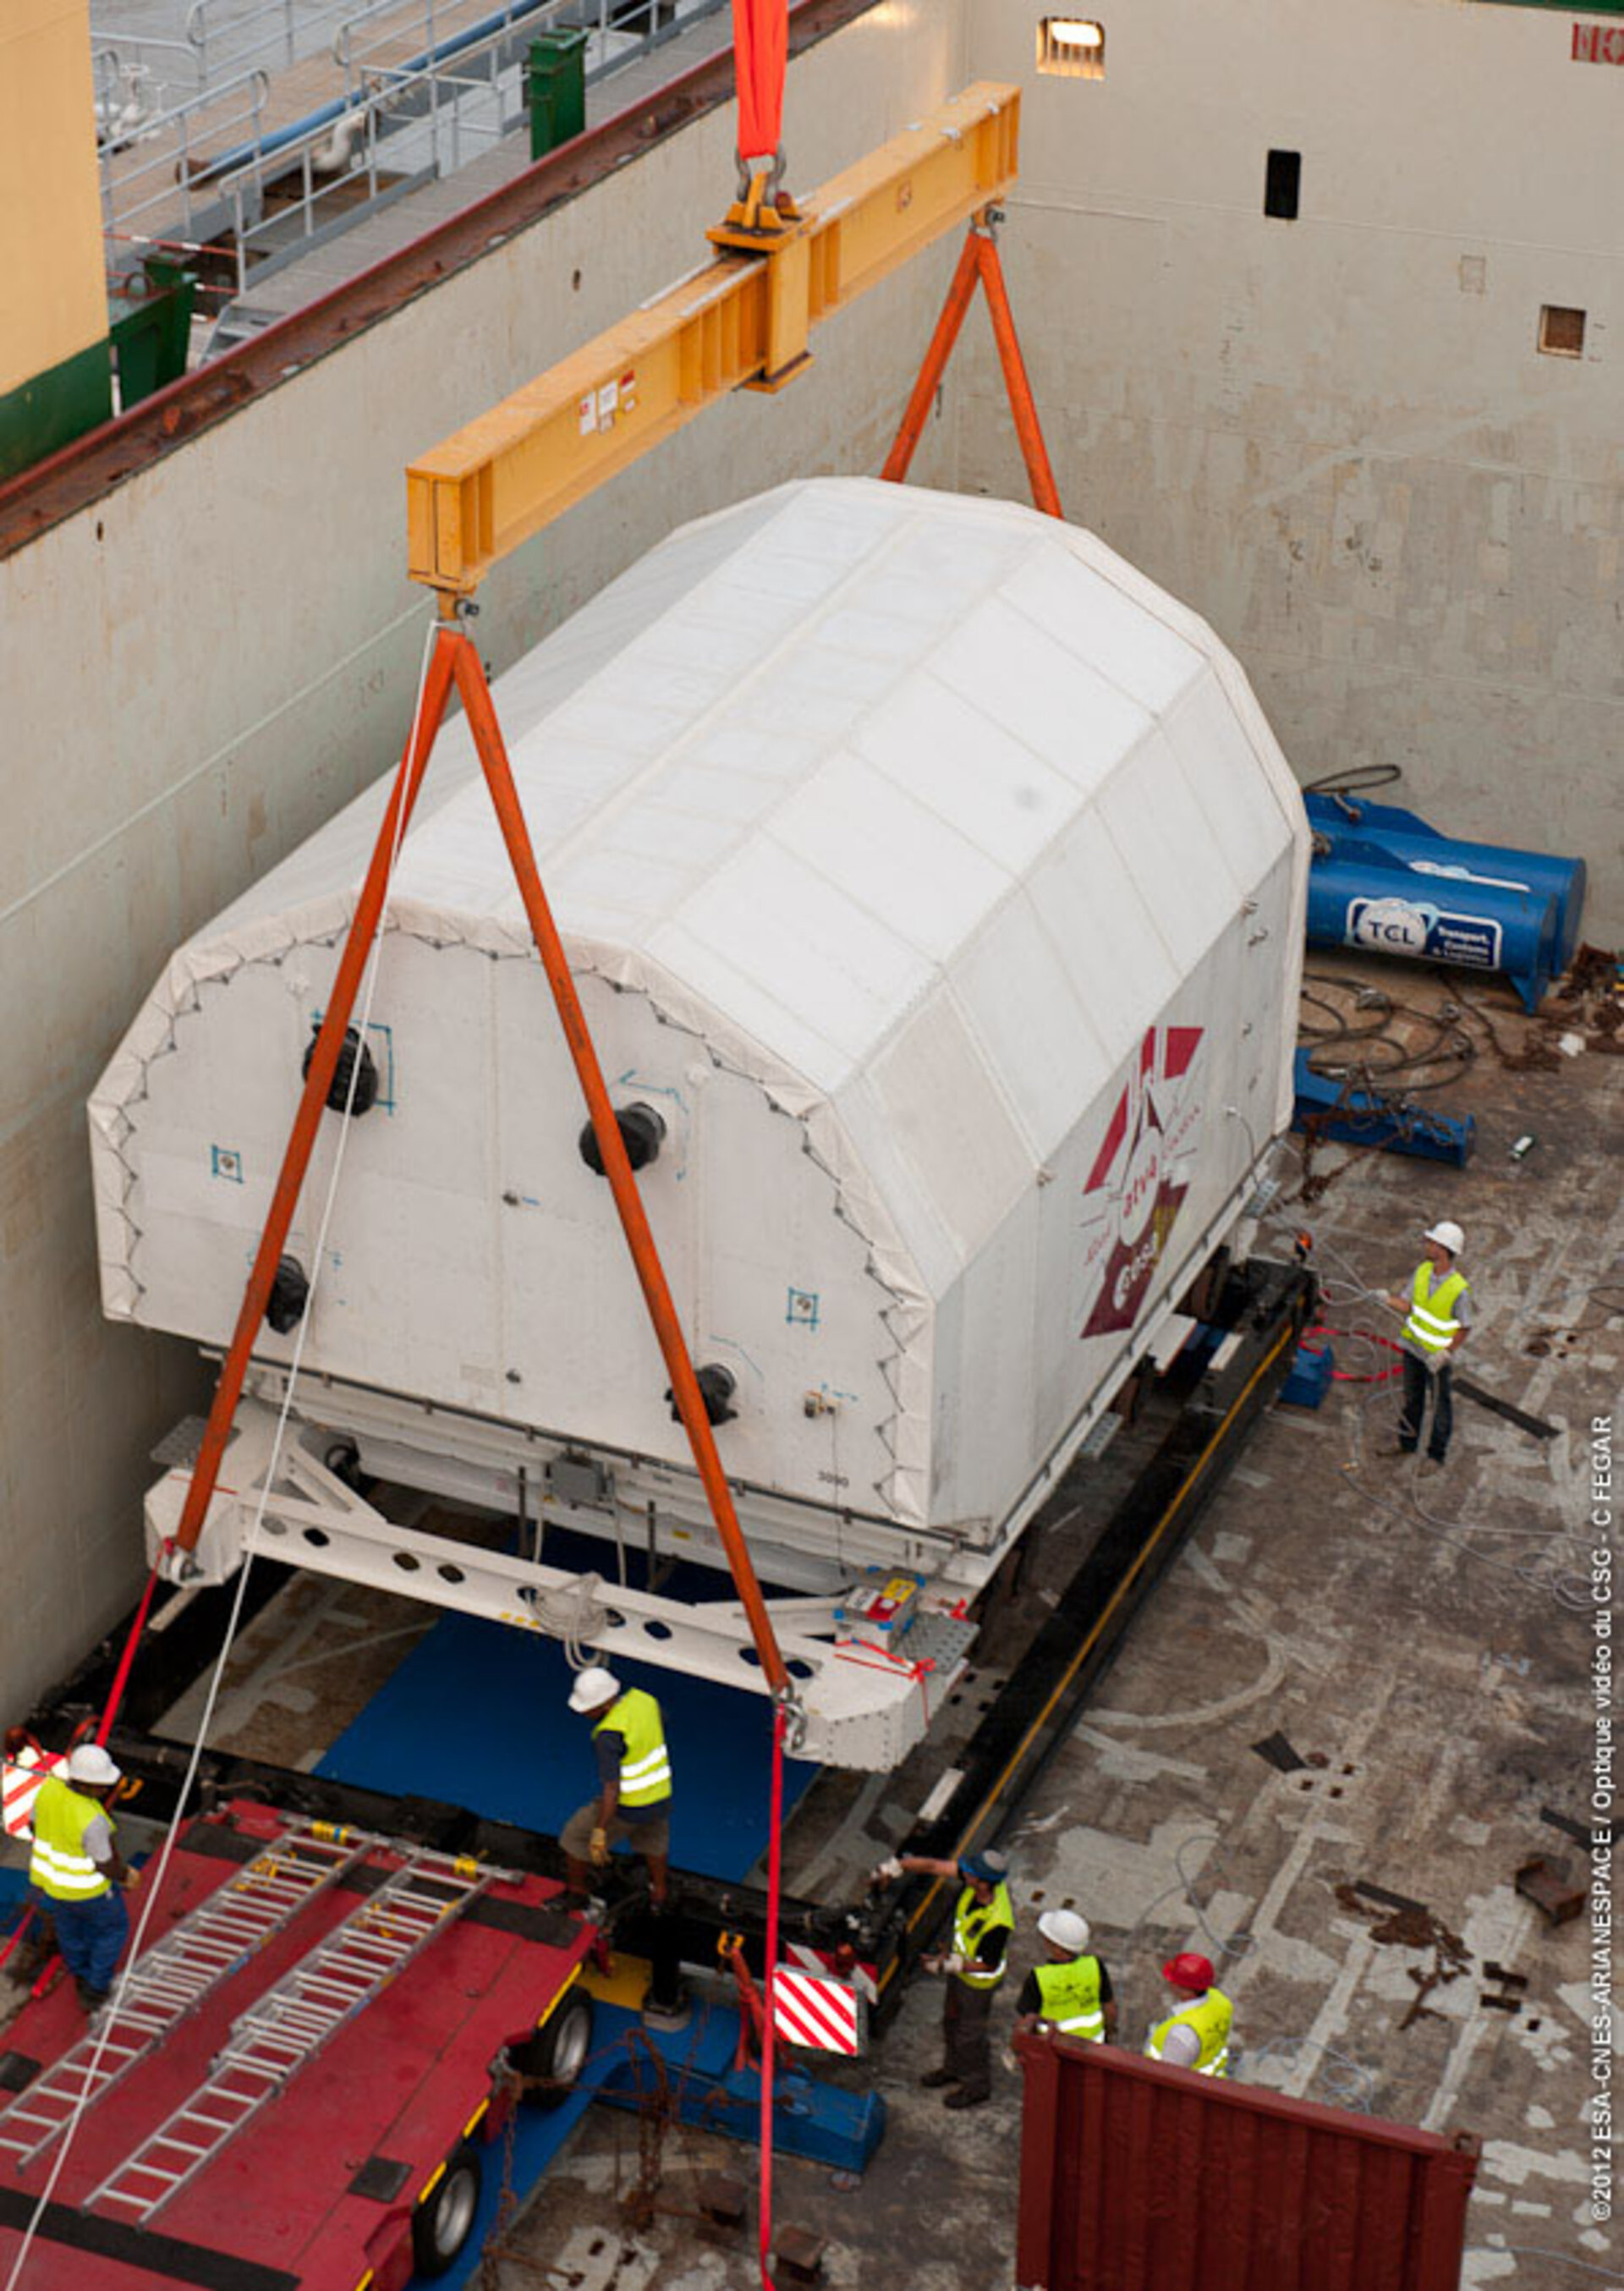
[411,2142,482,2278]
[513,1989,594,2110]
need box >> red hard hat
[1163,1952,1214,1992]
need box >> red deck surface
[0,1803,592,2291]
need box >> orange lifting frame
[173,91,1063,1708]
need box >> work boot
[944,2085,990,2109]
[919,2068,957,2090]
[1375,1442,1414,1459]
[1418,1457,1446,1478]
[74,1979,108,2015]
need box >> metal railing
[183,0,364,86]
[213,10,542,298]
[99,69,272,276]
[92,35,205,130]
[107,0,727,350]
[576,0,719,80]
[335,0,557,102]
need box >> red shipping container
[1015,2030,1479,2291]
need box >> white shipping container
[91,480,1308,1766]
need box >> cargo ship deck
[7,952,1612,2290]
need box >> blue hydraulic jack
[595,1939,886,2173]
[1291,1047,1475,1167]
[595,2025,886,2171]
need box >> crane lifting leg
[881,212,1062,518]
[167,619,793,1706]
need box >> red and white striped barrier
[771,1965,863,2056]
[783,1938,878,2007]
[3,1747,62,1839]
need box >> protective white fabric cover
[91,479,1307,1546]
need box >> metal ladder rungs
[294,1975,371,2003]
[0,1816,385,2169]
[87,1843,498,2224]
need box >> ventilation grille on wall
[1539,305,1585,358]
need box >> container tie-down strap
[731,0,787,163]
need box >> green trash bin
[109,259,196,410]
[527,30,587,161]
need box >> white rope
[519,1573,611,1669]
[3,618,442,2291]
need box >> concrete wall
[957,0,1624,931]
[0,0,968,1713]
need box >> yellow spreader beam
[406,82,1020,596]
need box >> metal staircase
[0,1819,376,2171]
[88,1845,497,2223]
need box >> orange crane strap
[732,0,788,164]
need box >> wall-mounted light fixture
[1038,17,1106,78]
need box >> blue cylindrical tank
[1304,794,1585,1011]
[1315,797,1587,969]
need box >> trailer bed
[0,1802,592,2290]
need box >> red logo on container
[1077,1025,1204,1338]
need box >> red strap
[96,1559,166,1747]
[758,1700,786,2290]
[0,1908,36,1976]
[732,0,787,164]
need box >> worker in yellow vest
[1014,1909,1116,2042]
[876,1848,1013,2109]
[1381,1219,1473,1475]
[1144,1952,1232,2075]
[561,1667,672,1909]
[27,1744,139,2012]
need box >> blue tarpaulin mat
[317,1606,817,1879]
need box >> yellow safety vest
[952,1882,1013,1989]
[1147,1987,1232,2076]
[1034,1954,1106,2039]
[594,1689,672,1809]
[29,1777,113,1902]
[1403,1264,1468,1356]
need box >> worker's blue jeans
[34,1885,128,1996]
[1398,1352,1452,1461]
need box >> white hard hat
[67,1744,121,1788]
[1424,1221,1465,1257]
[1038,1908,1090,1954]
[568,1665,621,1715]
